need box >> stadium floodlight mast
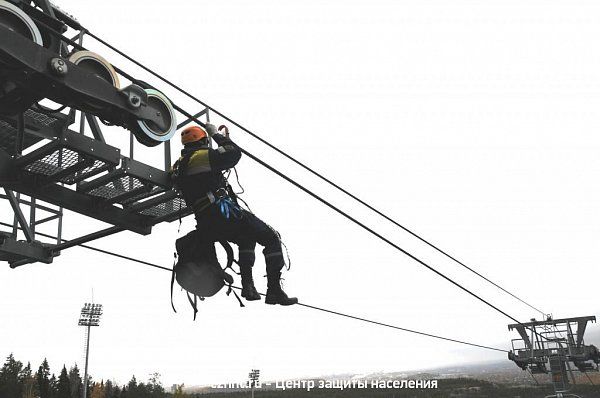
[248,369,260,398]
[78,303,103,398]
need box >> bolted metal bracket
[49,57,68,77]
[120,84,146,109]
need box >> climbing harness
[213,187,243,220]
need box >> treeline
[0,354,189,398]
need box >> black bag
[171,230,241,320]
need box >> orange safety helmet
[180,125,208,145]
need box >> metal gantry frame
[0,0,210,267]
[508,316,599,397]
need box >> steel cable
[0,221,507,353]
[7,10,548,341]
[82,27,545,317]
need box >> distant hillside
[188,378,600,398]
[187,360,600,397]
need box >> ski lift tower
[508,315,599,398]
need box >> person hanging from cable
[171,123,297,306]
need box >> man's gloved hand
[205,123,218,137]
[208,122,231,146]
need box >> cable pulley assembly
[132,88,177,146]
[68,50,120,88]
[0,0,176,146]
[0,1,43,46]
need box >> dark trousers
[195,206,284,272]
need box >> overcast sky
[2,0,600,389]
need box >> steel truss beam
[0,149,151,235]
[4,189,33,242]
[52,226,123,252]
[508,316,596,330]
[0,237,54,267]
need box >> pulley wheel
[133,89,177,147]
[0,1,43,45]
[68,51,120,88]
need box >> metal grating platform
[23,108,59,127]
[139,197,186,218]
[0,119,44,156]
[123,188,191,224]
[87,175,145,199]
[24,147,109,185]
[15,129,120,185]
[121,185,162,206]
[79,157,170,206]
[0,106,75,156]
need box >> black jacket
[172,134,241,207]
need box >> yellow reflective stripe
[186,149,211,175]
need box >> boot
[240,267,261,301]
[265,269,298,306]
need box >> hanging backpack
[170,229,243,319]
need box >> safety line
[295,301,507,353]
[112,251,509,353]
[82,28,545,317]
[0,222,168,272]
[176,107,531,329]
[0,220,506,353]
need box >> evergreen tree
[127,376,137,391]
[68,365,82,398]
[35,359,51,398]
[121,376,138,398]
[104,379,122,398]
[19,362,35,398]
[147,372,165,398]
[56,366,70,398]
[135,381,149,398]
[49,374,58,398]
[104,380,114,398]
[18,362,31,383]
[0,353,24,398]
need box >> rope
[177,107,530,329]
[0,222,170,272]
[83,27,545,318]
[295,301,507,353]
[7,222,505,353]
